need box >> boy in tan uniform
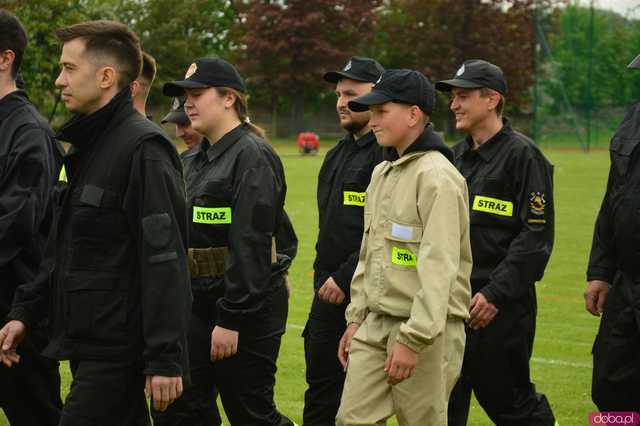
[335,69,472,426]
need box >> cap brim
[628,54,640,69]
[435,78,484,92]
[348,91,394,112]
[162,80,209,97]
[161,110,189,125]
[323,70,373,84]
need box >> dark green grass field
[1,143,611,426]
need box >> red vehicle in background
[297,132,320,155]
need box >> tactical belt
[188,237,277,278]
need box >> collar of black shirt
[461,117,513,163]
[0,89,29,122]
[201,122,248,162]
[350,130,376,148]
[56,87,133,150]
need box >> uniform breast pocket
[470,178,516,225]
[610,136,639,179]
[192,180,233,228]
[383,220,423,271]
[71,206,123,240]
[69,205,133,272]
[65,274,128,344]
[342,168,369,209]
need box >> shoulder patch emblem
[529,192,546,216]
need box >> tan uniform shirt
[345,146,472,353]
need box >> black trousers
[0,330,62,426]
[152,288,223,426]
[448,287,556,426]
[60,359,149,426]
[302,293,347,426]
[154,278,293,426]
[592,272,640,411]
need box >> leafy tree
[121,0,236,108]
[235,0,382,135]
[12,0,109,121]
[543,5,640,112]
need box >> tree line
[5,0,640,138]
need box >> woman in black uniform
[155,58,295,426]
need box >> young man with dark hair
[0,9,63,426]
[132,51,156,117]
[436,59,557,425]
[0,20,191,426]
[303,56,384,425]
[335,69,472,426]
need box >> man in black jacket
[584,53,640,411]
[0,20,191,426]
[437,60,556,425]
[303,56,384,426]
[0,10,63,426]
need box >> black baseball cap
[323,56,385,84]
[348,69,435,115]
[163,58,246,97]
[436,59,507,96]
[161,97,189,125]
[628,53,640,69]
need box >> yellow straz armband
[472,195,513,217]
[392,247,417,266]
[343,191,366,206]
[58,165,67,183]
[193,207,232,224]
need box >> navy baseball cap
[629,53,640,69]
[324,56,385,84]
[348,69,435,115]
[161,97,189,125]
[163,58,246,96]
[436,59,507,96]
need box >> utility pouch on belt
[188,237,278,278]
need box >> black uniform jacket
[453,120,554,308]
[9,89,191,378]
[588,103,640,281]
[179,141,297,277]
[0,90,63,320]
[182,123,287,331]
[313,130,383,296]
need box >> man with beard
[302,56,384,426]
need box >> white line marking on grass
[286,322,591,369]
[531,357,590,369]
[535,337,592,347]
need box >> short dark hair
[140,51,156,84]
[55,20,142,89]
[480,87,505,116]
[0,10,28,78]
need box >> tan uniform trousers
[336,312,465,426]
